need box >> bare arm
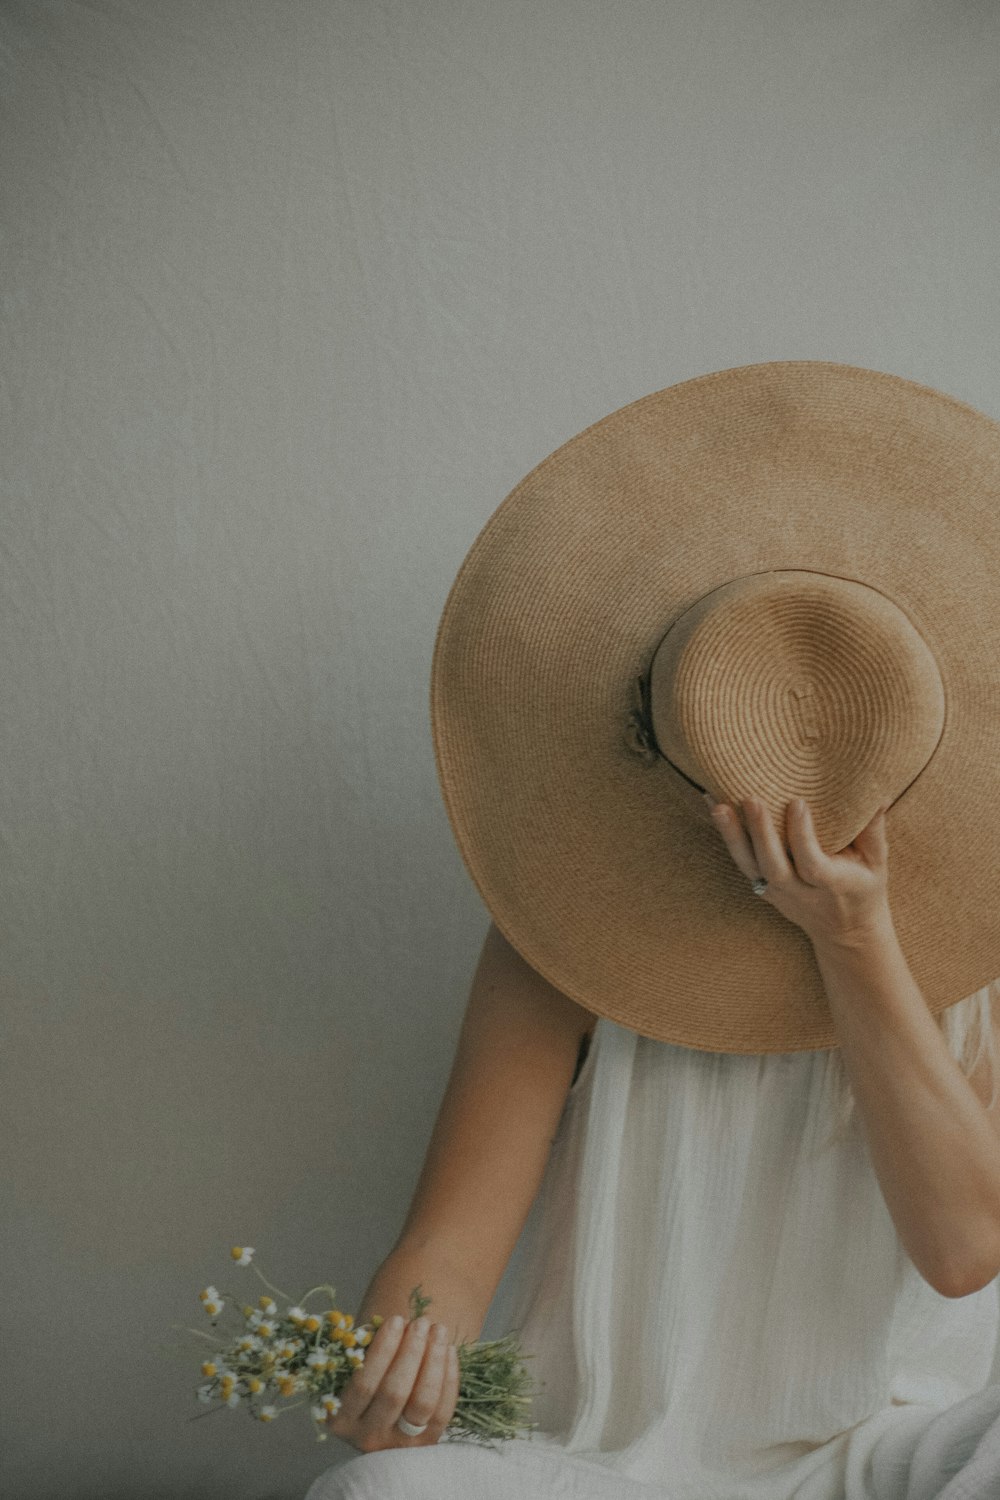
[369,922,596,1330]
[813,920,1000,1297]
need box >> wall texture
[2,1,999,1496]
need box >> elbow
[923,1210,1000,1299]
[933,1269,989,1299]
[930,1248,1000,1299]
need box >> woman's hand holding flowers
[328,1313,460,1453]
[177,1248,537,1447]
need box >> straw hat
[429,361,1000,1053]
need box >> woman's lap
[863,1381,1000,1500]
[301,1434,657,1500]
[303,1441,471,1500]
[301,1437,590,1500]
[301,1384,1000,1500]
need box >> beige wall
[2,1,999,1495]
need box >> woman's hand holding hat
[704,793,893,951]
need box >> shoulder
[486,921,598,1042]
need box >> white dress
[305,989,1000,1499]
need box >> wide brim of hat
[430,360,1000,1052]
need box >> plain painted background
[2,2,999,1496]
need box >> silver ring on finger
[751,876,768,895]
[395,1414,429,1437]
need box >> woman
[305,362,1000,1496]
[305,795,1000,1498]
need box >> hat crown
[647,570,945,852]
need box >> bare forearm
[812,917,1000,1297]
[354,1241,491,1348]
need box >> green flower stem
[247,1262,292,1301]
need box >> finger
[742,798,795,883]
[785,798,829,883]
[361,1315,433,1434]
[851,802,890,862]
[396,1322,452,1441]
[431,1342,461,1437]
[333,1315,407,1425]
[710,803,762,882]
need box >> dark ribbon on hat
[623,670,662,765]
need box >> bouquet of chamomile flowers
[171,1246,539,1447]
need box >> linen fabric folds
[306,991,1000,1499]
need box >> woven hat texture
[430,361,1000,1052]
